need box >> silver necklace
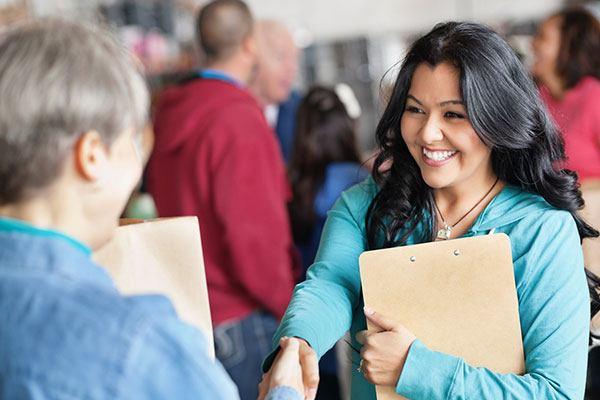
[433,178,499,240]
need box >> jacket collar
[0,220,115,290]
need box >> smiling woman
[260,21,598,400]
[400,63,499,239]
[403,66,492,191]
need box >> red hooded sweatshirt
[146,76,295,325]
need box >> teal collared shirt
[0,217,91,256]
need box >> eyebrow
[407,94,464,107]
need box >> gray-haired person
[0,18,303,400]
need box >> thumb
[269,337,304,396]
[278,337,301,364]
[364,306,398,331]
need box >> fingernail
[308,388,317,399]
[364,306,375,316]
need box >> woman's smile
[422,147,459,166]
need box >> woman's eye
[445,111,465,119]
[405,106,424,114]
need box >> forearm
[262,181,373,372]
[397,340,584,399]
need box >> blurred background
[1,1,599,399]
[1,0,597,153]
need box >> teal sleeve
[263,180,374,371]
[396,211,590,399]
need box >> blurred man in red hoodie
[146,1,296,399]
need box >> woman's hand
[356,307,417,387]
[258,337,303,397]
[257,337,320,400]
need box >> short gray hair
[0,18,149,204]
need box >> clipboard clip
[410,249,461,262]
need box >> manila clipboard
[359,233,525,400]
[93,217,215,358]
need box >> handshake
[257,308,416,400]
[257,337,320,400]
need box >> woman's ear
[74,130,109,182]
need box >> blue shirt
[0,218,300,400]
[266,178,590,399]
[199,69,243,87]
[298,162,369,275]
[275,90,302,163]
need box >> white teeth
[422,148,457,161]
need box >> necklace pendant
[437,224,452,240]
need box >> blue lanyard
[198,69,243,87]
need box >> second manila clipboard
[359,233,525,400]
[93,217,215,358]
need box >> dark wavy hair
[366,22,599,315]
[553,7,600,89]
[289,86,362,242]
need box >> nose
[420,115,444,144]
